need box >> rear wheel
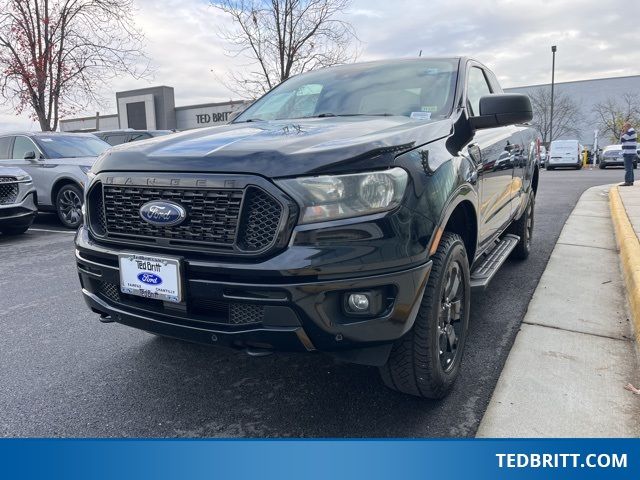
[379,232,470,398]
[56,184,83,229]
[509,194,535,260]
[546,166,554,171]
[599,163,606,169]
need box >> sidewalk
[477,184,640,437]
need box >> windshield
[37,135,110,158]
[234,59,459,122]
[604,149,622,157]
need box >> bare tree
[0,0,150,131]
[528,87,581,145]
[592,93,640,142]
[212,0,358,98]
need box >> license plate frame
[118,252,183,303]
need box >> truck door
[466,66,516,246]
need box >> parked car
[93,129,174,146]
[76,57,538,398]
[0,132,110,228]
[600,144,638,169]
[0,167,37,235]
[547,139,581,170]
[539,145,547,167]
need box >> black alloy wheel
[438,259,465,372]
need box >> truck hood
[92,117,453,177]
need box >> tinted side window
[467,67,492,116]
[105,134,127,145]
[12,136,38,159]
[0,137,12,159]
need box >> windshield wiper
[323,113,395,117]
[312,113,395,118]
[237,118,265,123]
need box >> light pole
[549,45,557,146]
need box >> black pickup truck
[76,57,538,398]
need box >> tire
[599,163,606,170]
[55,183,83,229]
[508,194,535,260]
[379,232,470,398]
[0,224,30,235]
[634,163,638,170]
[546,166,554,171]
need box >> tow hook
[99,313,114,323]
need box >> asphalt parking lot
[0,167,625,438]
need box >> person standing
[620,121,637,186]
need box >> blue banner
[0,439,637,479]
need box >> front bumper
[75,227,432,365]
[0,192,37,228]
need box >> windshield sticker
[421,106,438,113]
[410,111,431,120]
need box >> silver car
[0,167,37,235]
[0,132,110,228]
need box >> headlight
[277,167,408,224]
[15,174,32,183]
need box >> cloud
[2,0,638,130]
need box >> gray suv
[0,132,110,228]
[0,167,37,235]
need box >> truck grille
[88,182,285,254]
[103,185,243,246]
[0,178,18,205]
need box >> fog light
[348,293,370,312]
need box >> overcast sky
[1,0,636,131]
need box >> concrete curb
[610,186,640,345]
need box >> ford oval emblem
[137,272,163,285]
[139,200,186,227]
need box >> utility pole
[549,45,557,146]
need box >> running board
[470,234,520,292]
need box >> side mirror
[470,93,533,130]
[23,151,37,160]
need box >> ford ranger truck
[76,57,538,398]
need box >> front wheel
[56,184,84,229]
[379,232,470,398]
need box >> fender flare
[427,183,479,260]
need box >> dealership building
[59,86,250,133]
[60,74,640,147]
[505,75,640,147]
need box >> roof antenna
[418,49,422,57]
